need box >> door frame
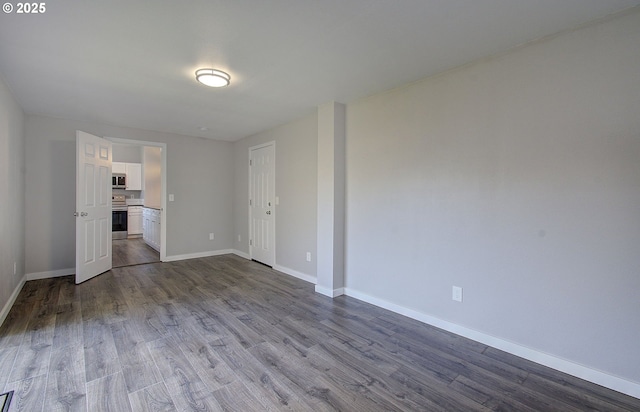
[107,137,167,262]
[248,141,276,266]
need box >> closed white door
[249,143,275,266]
[76,131,112,284]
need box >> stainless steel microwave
[112,173,126,189]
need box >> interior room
[1,1,639,410]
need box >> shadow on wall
[49,139,76,270]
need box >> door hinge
[249,239,252,246]
[249,199,252,206]
[249,159,252,166]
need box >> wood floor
[112,238,160,268]
[1,255,639,411]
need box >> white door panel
[249,143,275,266]
[76,130,112,283]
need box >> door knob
[81,212,88,217]
[73,212,79,217]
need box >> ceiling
[1,1,639,142]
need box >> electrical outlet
[452,286,463,302]
[306,252,311,262]
[209,233,215,240]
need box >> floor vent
[0,391,13,412]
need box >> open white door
[249,143,275,266]
[76,131,112,284]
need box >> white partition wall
[316,102,346,297]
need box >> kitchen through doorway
[110,138,166,268]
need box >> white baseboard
[164,249,235,262]
[315,285,345,298]
[343,287,640,400]
[232,249,250,260]
[232,251,317,285]
[27,267,74,281]
[273,264,316,284]
[0,275,26,327]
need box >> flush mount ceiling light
[195,68,230,87]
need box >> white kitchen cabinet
[143,207,161,251]
[128,206,143,236]
[143,208,149,244]
[125,163,142,190]
[143,208,151,245]
[113,162,142,190]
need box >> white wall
[345,9,640,385]
[24,115,234,274]
[143,146,162,209]
[0,74,25,320]
[112,143,142,163]
[234,113,318,279]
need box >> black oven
[112,208,128,239]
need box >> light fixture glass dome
[195,68,230,87]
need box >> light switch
[169,194,174,202]
[452,286,463,302]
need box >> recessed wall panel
[84,164,95,207]
[99,218,109,258]
[98,165,109,206]
[84,220,95,264]
[99,145,109,160]
[84,142,95,157]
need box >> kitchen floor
[112,238,159,268]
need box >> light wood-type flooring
[112,238,160,268]
[1,254,639,411]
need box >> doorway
[75,133,167,283]
[109,137,167,268]
[249,142,276,266]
